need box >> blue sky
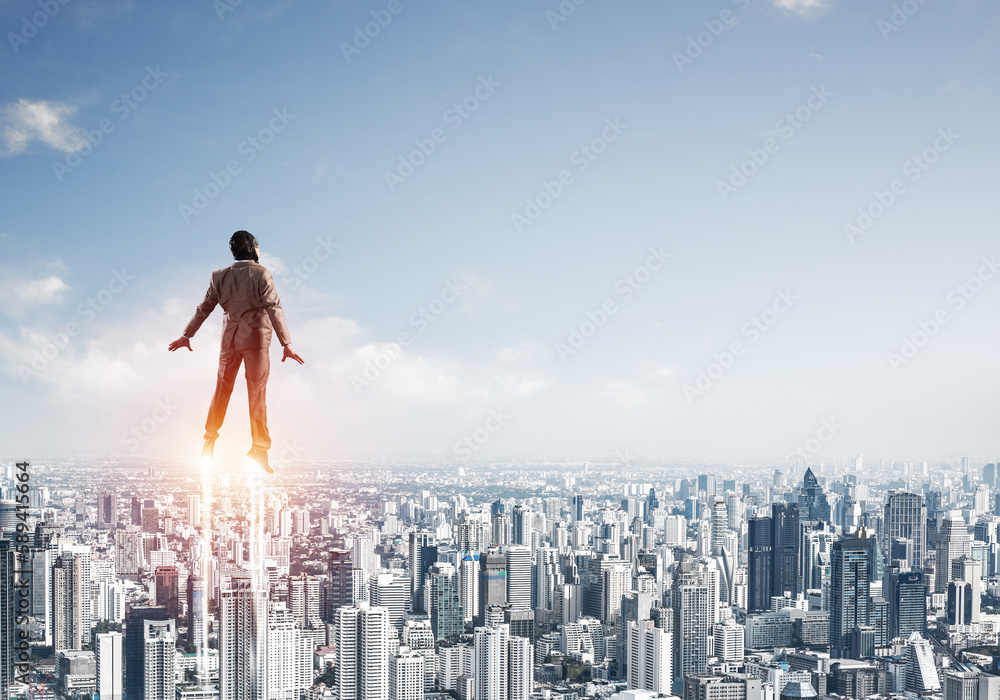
[1,0,999,465]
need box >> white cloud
[1,99,86,155]
[773,0,830,16]
[0,266,70,318]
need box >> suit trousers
[204,346,271,450]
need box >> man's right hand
[168,337,192,352]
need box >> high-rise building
[830,536,870,657]
[141,619,176,700]
[904,631,941,692]
[936,514,972,593]
[124,605,169,700]
[672,566,711,679]
[154,566,179,620]
[335,602,391,700]
[186,575,206,647]
[219,573,268,700]
[885,568,926,641]
[95,631,123,700]
[115,529,144,577]
[187,495,201,528]
[477,550,507,627]
[747,517,772,612]
[627,619,672,694]
[53,554,83,651]
[389,650,424,700]
[427,562,464,640]
[97,491,117,529]
[287,574,322,629]
[370,573,409,633]
[798,468,831,523]
[508,634,533,700]
[408,531,436,614]
[771,503,800,599]
[504,545,532,611]
[710,499,728,555]
[459,553,480,624]
[267,604,314,700]
[327,549,354,621]
[474,623,509,700]
[947,556,982,626]
[884,492,927,571]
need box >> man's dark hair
[229,230,259,262]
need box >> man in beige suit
[168,231,304,473]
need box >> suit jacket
[183,261,291,350]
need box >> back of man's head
[229,230,259,262]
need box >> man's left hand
[282,344,304,364]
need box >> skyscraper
[427,562,464,640]
[504,545,532,611]
[266,605,314,700]
[459,553,479,624]
[370,573,409,633]
[287,574,322,629]
[474,623,509,700]
[936,514,972,593]
[335,602,391,700]
[771,503,800,599]
[186,575,206,647]
[798,468,831,522]
[154,566,179,620]
[747,517,772,612]
[52,554,83,651]
[219,573,268,700]
[626,619,672,694]
[141,619,176,700]
[884,492,927,571]
[477,549,507,627]
[124,605,169,700]
[831,536,871,657]
[408,531,436,614]
[95,632,123,700]
[885,568,926,641]
[97,491,117,529]
[508,634,533,700]
[389,650,424,700]
[327,549,354,621]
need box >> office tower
[511,505,529,546]
[857,528,885,583]
[186,575,206,646]
[572,495,585,522]
[710,499,728,555]
[508,634,533,700]
[664,515,686,546]
[884,492,927,571]
[947,556,982,626]
[627,620,672,694]
[747,517,772,612]
[504,545,532,611]
[885,568,926,640]
[492,513,512,547]
[154,566,179,619]
[130,496,142,525]
[602,564,631,629]
[142,506,160,533]
[219,574,268,700]
[830,536,870,657]
[801,522,834,592]
[287,574,322,629]
[427,562,464,640]
[534,547,560,614]
[327,549,354,620]
[713,619,744,662]
[370,573,409,633]
[335,602,391,700]
[725,493,742,532]
[142,619,176,700]
[389,650,424,700]
[936,514,972,593]
[97,491,117,529]
[1,540,13,700]
[477,550,507,627]
[697,474,716,497]
[671,568,710,679]
[187,495,201,528]
[772,503,800,599]
[474,623,509,700]
[904,632,941,692]
[115,529,144,577]
[124,605,168,700]
[408,531,436,614]
[52,554,83,651]
[459,554,479,624]
[798,467,831,523]
[267,605,314,700]
[96,632,123,700]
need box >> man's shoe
[247,448,273,474]
[201,439,215,462]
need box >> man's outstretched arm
[168,278,219,352]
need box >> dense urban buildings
[3,455,1000,700]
